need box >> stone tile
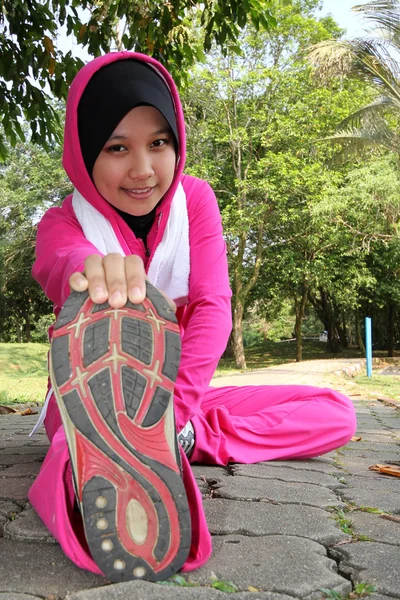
[332,541,400,597]
[0,539,106,596]
[345,442,400,453]
[248,458,341,474]
[231,464,344,490]
[344,474,400,494]
[4,507,57,544]
[1,463,42,478]
[67,580,297,600]
[350,512,400,546]
[339,457,392,475]
[213,476,344,509]
[0,477,32,501]
[341,487,400,514]
[0,501,23,518]
[0,446,49,455]
[0,594,43,599]
[191,466,230,483]
[0,454,46,466]
[203,498,348,545]
[190,535,351,597]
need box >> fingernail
[93,286,105,301]
[76,278,86,288]
[130,287,143,302]
[110,291,122,305]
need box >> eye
[150,138,169,148]
[105,144,127,153]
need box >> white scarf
[72,183,190,306]
[29,183,190,437]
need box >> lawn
[1,340,400,406]
[0,343,49,404]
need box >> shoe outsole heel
[50,282,191,582]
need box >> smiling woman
[92,106,176,216]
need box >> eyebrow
[108,127,172,141]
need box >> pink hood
[62,51,186,219]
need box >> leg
[190,385,357,465]
[29,285,211,581]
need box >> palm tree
[309,1,400,153]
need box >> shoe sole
[49,282,191,582]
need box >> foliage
[0,129,70,341]
[309,0,400,155]
[0,0,275,160]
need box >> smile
[122,187,155,199]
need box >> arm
[33,196,103,307]
[173,177,232,430]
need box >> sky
[59,1,370,59]
[318,0,369,37]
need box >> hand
[68,253,176,312]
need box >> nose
[128,151,154,180]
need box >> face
[92,105,176,216]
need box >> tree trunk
[232,298,246,369]
[24,313,31,343]
[294,286,308,362]
[355,309,365,353]
[222,331,235,359]
[388,301,395,357]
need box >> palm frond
[352,1,400,41]
[339,95,400,128]
[326,123,399,153]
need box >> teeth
[126,188,151,194]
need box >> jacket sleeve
[32,196,103,307]
[173,178,232,430]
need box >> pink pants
[29,384,356,575]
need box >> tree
[0,131,71,340]
[183,0,362,366]
[0,0,275,160]
[309,0,400,154]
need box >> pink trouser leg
[28,395,211,574]
[29,385,356,574]
[190,385,357,465]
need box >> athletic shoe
[49,282,191,582]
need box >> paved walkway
[0,359,399,600]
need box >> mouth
[122,186,155,200]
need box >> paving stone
[203,498,348,545]
[342,446,400,457]
[341,487,400,514]
[67,580,297,600]
[368,595,397,600]
[0,501,23,517]
[0,594,42,599]
[191,466,230,483]
[0,454,46,466]
[231,464,344,490]
[1,463,42,478]
[339,457,392,475]
[332,541,400,597]
[0,538,106,596]
[213,476,344,509]
[190,535,351,598]
[259,458,341,474]
[350,512,400,545]
[344,474,400,494]
[0,446,49,455]
[354,434,398,443]
[4,507,57,543]
[0,477,32,501]
[345,442,400,453]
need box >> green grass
[0,343,49,404]
[215,339,364,375]
[352,373,400,403]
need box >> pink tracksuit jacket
[29,51,357,577]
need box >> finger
[125,255,146,303]
[104,253,128,308]
[84,254,108,304]
[69,271,89,292]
